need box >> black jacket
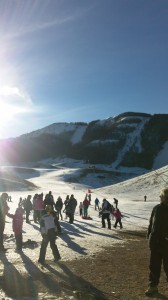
[147,203,168,249]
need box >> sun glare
[0,102,17,123]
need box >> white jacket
[40,214,56,235]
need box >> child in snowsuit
[7,207,24,251]
[38,207,61,265]
[113,208,123,229]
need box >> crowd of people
[0,191,123,262]
[1,187,168,297]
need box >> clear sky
[0,0,168,138]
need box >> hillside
[1,112,168,171]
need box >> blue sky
[0,0,168,138]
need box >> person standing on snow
[113,198,118,209]
[113,208,123,229]
[44,191,55,210]
[83,196,90,218]
[145,188,168,296]
[100,198,111,229]
[63,195,69,219]
[95,197,100,210]
[38,206,61,265]
[65,194,77,224]
[33,194,44,223]
[79,202,84,216]
[0,193,9,251]
[55,196,63,220]
[7,206,24,252]
[24,195,33,223]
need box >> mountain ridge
[1,112,168,170]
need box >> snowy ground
[1,160,168,299]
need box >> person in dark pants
[145,188,168,296]
[100,199,111,229]
[0,193,9,251]
[113,198,118,209]
[24,195,32,223]
[113,209,123,229]
[38,208,61,265]
[44,191,55,210]
[65,194,77,224]
[95,198,100,210]
[55,196,63,220]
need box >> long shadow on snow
[59,231,87,256]
[30,223,40,231]
[61,222,90,237]
[0,252,38,298]
[20,251,62,295]
[74,219,101,228]
[74,222,122,240]
[122,211,149,220]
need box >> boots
[145,285,158,296]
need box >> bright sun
[0,102,17,123]
[0,101,26,138]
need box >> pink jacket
[113,210,122,220]
[34,197,44,210]
[7,207,24,234]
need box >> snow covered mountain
[1,112,168,170]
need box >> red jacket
[113,209,122,220]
